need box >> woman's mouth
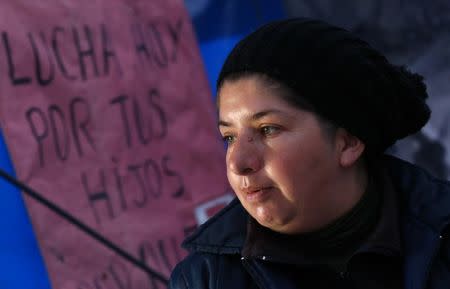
[244,187,273,203]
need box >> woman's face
[218,76,348,234]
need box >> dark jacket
[169,156,450,289]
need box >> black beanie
[217,18,431,154]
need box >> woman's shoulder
[385,154,450,233]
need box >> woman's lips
[244,187,272,202]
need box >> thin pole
[0,168,169,285]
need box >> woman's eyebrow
[218,120,231,127]
[218,109,285,128]
[250,109,284,121]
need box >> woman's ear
[335,128,365,168]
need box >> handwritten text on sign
[0,1,230,289]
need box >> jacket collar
[182,197,247,254]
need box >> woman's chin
[254,206,275,225]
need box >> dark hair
[216,18,431,155]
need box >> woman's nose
[227,135,263,175]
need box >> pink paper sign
[0,1,231,288]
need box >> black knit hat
[217,18,431,154]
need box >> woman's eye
[260,126,280,136]
[222,135,235,144]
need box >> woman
[170,18,450,289]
